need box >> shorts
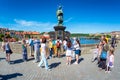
[57,48,61,54]
[6,50,11,54]
[75,50,81,55]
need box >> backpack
[56,41,61,48]
[100,51,107,59]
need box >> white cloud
[64,17,73,23]
[14,19,54,27]
[67,23,120,33]
[13,19,56,32]
[1,19,120,33]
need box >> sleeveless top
[41,43,46,54]
[5,43,10,51]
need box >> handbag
[109,62,113,66]
[10,49,13,54]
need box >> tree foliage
[41,32,45,34]
[70,33,111,39]
[70,33,90,37]
[0,34,4,41]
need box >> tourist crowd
[91,35,116,73]
[1,35,117,72]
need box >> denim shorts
[6,50,11,54]
[75,50,81,55]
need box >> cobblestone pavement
[0,43,120,80]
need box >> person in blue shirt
[33,37,40,63]
[52,39,56,57]
[22,39,28,61]
[111,35,116,48]
[28,37,34,57]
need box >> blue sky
[0,0,120,33]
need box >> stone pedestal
[54,26,66,40]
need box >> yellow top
[105,37,109,43]
[49,41,53,48]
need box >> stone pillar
[54,26,66,40]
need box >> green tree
[70,33,90,37]
[41,32,45,35]
[106,34,111,38]
[13,37,19,41]
[0,34,4,41]
[5,34,11,38]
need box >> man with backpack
[55,38,62,58]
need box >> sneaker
[74,62,78,64]
[66,63,69,65]
[30,55,34,57]
[38,65,42,68]
[69,62,71,65]
[105,71,108,73]
[99,68,102,71]
[108,71,111,73]
[23,59,27,62]
[46,69,51,71]
[33,61,38,63]
[91,60,94,62]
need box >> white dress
[107,54,114,68]
[66,47,73,57]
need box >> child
[66,40,72,65]
[92,44,99,62]
[22,39,28,61]
[105,47,114,73]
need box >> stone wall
[0,42,30,54]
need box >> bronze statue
[56,6,63,26]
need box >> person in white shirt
[28,37,34,57]
[33,37,40,63]
[74,39,81,64]
[63,39,67,52]
[66,40,73,65]
[38,38,51,71]
[105,47,114,73]
[72,37,77,59]
[92,45,99,62]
